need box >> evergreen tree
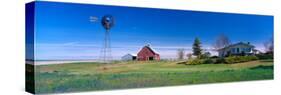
[192,37,202,57]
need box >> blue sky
[31,1,273,60]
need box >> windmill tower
[100,15,115,63]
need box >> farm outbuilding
[137,45,160,61]
[121,54,137,61]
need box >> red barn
[137,45,160,61]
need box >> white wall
[121,54,133,60]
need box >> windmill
[89,15,115,63]
[100,15,115,63]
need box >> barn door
[149,57,154,60]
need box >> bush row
[224,56,258,64]
[256,54,273,60]
[187,58,214,65]
[186,55,259,65]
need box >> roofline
[218,42,255,51]
[138,46,159,55]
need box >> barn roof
[139,45,159,55]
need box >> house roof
[122,53,136,57]
[127,53,137,56]
[218,42,255,51]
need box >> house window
[237,48,240,53]
[241,48,244,52]
[249,48,252,52]
[244,48,250,52]
[232,48,235,53]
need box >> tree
[186,53,192,60]
[264,37,273,54]
[201,52,211,58]
[177,48,185,60]
[213,34,231,50]
[192,37,202,57]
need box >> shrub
[187,58,215,65]
[214,58,225,64]
[224,56,258,64]
[244,55,259,61]
[187,55,258,65]
[256,54,273,59]
[202,58,215,64]
[224,56,238,64]
[187,58,204,65]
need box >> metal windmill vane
[101,15,114,30]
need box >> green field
[34,60,273,93]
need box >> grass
[34,59,273,93]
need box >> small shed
[137,45,160,61]
[121,54,137,61]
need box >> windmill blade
[89,16,98,22]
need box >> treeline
[176,34,273,65]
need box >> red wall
[137,47,160,61]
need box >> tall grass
[34,60,273,94]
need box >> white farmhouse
[218,42,258,57]
[121,53,137,61]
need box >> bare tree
[177,48,185,60]
[264,37,273,53]
[186,53,192,60]
[213,34,231,50]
